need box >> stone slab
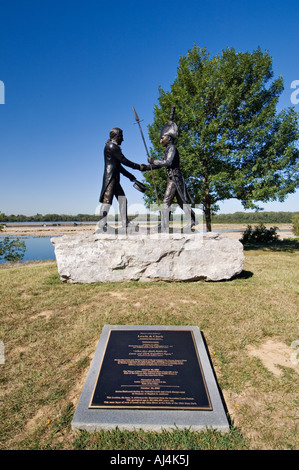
[71,325,230,432]
[51,232,244,283]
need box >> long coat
[99,140,140,202]
[151,143,192,204]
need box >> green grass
[0,241,298,450]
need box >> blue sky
[0,0,298,216]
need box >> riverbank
[1,222,95,237]
[1,222,295,239]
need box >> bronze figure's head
[109,127,124,145]
[159,121,178,144]
[160,134,173,147]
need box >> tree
[144,45,299,231]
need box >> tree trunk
[204,177,212,232]
[204,203,212,232]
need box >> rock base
[51,231,244,283]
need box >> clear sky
[0,0,298,216]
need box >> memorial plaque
[71,325,230,432]
[89,329,212,410]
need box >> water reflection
[0,236,56,264]
[0,236,26,262]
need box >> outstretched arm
[120,165,136,181]
[148,145,176,168]
[113,144,141,170]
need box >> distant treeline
[1,211,298,224]
[210,211,299,224]
[0,213,99,222]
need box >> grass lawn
[0,240,298,450]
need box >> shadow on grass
[241,238,299,253]
[234,270,253,280]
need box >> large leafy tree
[144,45,299,231]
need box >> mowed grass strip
[0,243,298,450]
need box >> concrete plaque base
[71,325,229,432]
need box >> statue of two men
[96,119,196,232]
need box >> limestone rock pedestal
[51,231,244,283]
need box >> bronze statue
[147,110,197,231]
[97,127,147,232]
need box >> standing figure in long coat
[147,120,196,230]
[97,127,145,231]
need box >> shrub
[292,215,299,236]
[240,223,279,244]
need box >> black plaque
[89,329,212,410]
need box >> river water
[0,236,57,264]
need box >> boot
[95,204,111,232]
[161,205,171,233]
